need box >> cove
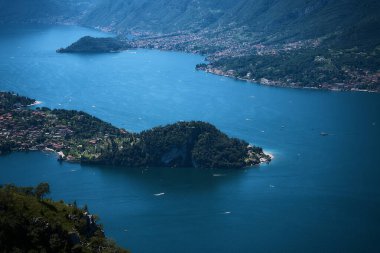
[1,24,380,253]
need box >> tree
[35,183,50,200]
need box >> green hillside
[0,183,128,252]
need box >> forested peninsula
[57,36,130,53]
[0,92,271,169]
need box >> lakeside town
[60,22,379,92]
[57,29,380,92]
[125,27,379,92]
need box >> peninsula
[0,92,271,169]
[57,36,130,53]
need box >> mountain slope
[0,0,63,23]
[81,0,380,48]
[0,0,98,24]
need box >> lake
[1,24,380,253]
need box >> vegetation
[0,92,270,169]
[57,36,129,53]
[199,47,380,91]
[0,183,129,252]
[0,92,35,111]
[104,121,267,169]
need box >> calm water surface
[0,24,380,253]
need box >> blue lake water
[1,24,380,253]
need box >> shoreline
[51,23,379,94]
[4,21,378,94]
[260,151,274,164]
[266,152,275,160]
[8,149,274,169]
[200,68,379,93]
[28,100,42,106]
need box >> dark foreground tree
[35,182,50,200]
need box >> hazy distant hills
[81,0,380,49]
[0,0,97,23]
[1,0,378,49]
[0,0,62,22]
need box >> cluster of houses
[0,109,71,152]
[0,105,119,163]
[131,26,316,62]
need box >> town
[127,27,379,92]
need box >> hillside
[81,0,380,48]
[0,0,61,23]
[0,183,128,252]
[2,0,378,49]
[0,0,97,24]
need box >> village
[0,93,124,161]
[129,27,379,92]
